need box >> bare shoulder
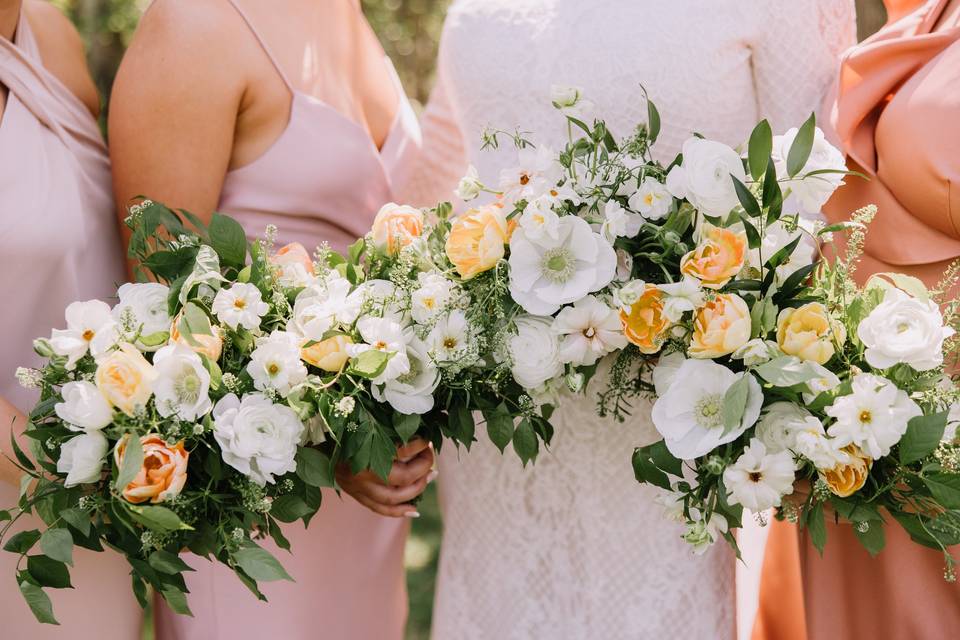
[23,1,99,116]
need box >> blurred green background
[47,1,887,638]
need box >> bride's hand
[335,438,437,518]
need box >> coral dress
[755,2,960,639]
[0,10,140,639]
[152,2,421,639]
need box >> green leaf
[512,418,539,467]
[853,521,886,557]
[632,441,683,491]
[754,356,821,387]
[348,238,365,264]
[865,272,930,302]
[829,497,883,523]
[233,567,267,601]
[19,581,58,625]
[269,495,312,523]
[115,434,143,493]
[295,447,334,488]
[786,113,816,177]
[449,401,476,449]
[737,213,762,250]
[161,586,194,617]
[0,509,10,522]
[232,546,294,582]
[128,505,193,533]
[721,374,752,435]
[806,502,827,555]
[3,529,40,553]
[645,91,661,144]
[209,212,248,267]
[138,330,170,348]
[484,403,515,453]
[10,428,35,471]
[393,413,421,443]
[747,119,772,181]
[368,426,397,481]
[27,556,72,588]
[237,264,252,283]
[923,473,960,509]
[149,550,194,575]
[39,529,73,566]
[349,349,391,379]
[899,411,948,464]
[762,158,783,223]
[732,176,761,219]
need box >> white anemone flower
[152,344,213,421]
[372,339,439,415]
[826,373,922,458]
[498,144,563,201]
[508,215,617,315]
[723,438,796,512]
[551,296,627,366]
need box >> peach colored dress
[756,2,960,638]
[0,10,141,638]
[152,3,421,639]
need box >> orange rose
[301,335,353,372]
[371,203,424,255]
[445,205,510,280]
[680,225,747,289]
[819,445,871,498]
[689,293,751,358]
[114,434,188,504]
[776,302,845,365]
[619,284,670,354]
[169,312,223,362]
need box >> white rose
[113,282,172,350]
[666,138,746,217]
[212,393,304,486]
[508,315,563,389]
[773,126,846,214]
[58,431,108,487]
[372,339,440,414]
[628,177,673,221]
[858,288,954,372]
[153,344,213,421]
[55,381,113,431]
[723,438,796,512]
[49,300,118,369]
[247,330,309,395]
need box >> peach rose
[95,343,157,416]
[169,312,223,362]
[680,225,747,289]
[776,302,845,364]
[301,334,353,372]
[819,445,871,498]
[619,284,670,354]
[271,242,315,274]
[115,434,188,504]
[445,205,510,280]
[371,203,424,255]
[689,293,751,358]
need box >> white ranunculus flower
[745,219,817,285]
[247,330,308,395]
[732,339,781,367]
[411,272,456,325]
[600,200,643,242]
[113,282,172,350]
[58,431,108,487]
[518,196,562,242]
[152,344,213,421]
[551,296,627,366]
[508,315,563,390]
[212,283,271,331]
[290,274,364,340]
[508,215,617,315]
[857,288,954,372]
[499,144,563,201]
[372,339,439,414]
[665,137,746,217]
[826,373,922,458]
[755,402,820,454]
[628,177,673,221]
[49,300,118,369]
[212,393,304,486]
[55,381,113,431]
[347,316,412,384]
[658,277,704,323]
[652,351,687,396]
[651,359,763,460]
[550,84,594,119]
[773,126,846,214]
[455,165,484,201]
[723,438,796,512]
[426,310,471,362]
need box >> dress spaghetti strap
[222,0,295,91]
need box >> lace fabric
[397,2,856,637]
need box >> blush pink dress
[152,3,421,639]
[0,9,141,638]
[755,2,960,639]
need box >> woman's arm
[0,396,28,487]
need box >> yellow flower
[95,343,157,416]
[371,203,424,255]
[445,205,510,280]
[689,293,752,359]
[819,445,871,498]
[619,285,670,354]
[680,225,748,289]
[776,302,845,364]
[114,434,188,504]
[169,312,223,362]
[301,335,353,372]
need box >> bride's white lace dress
[401,1,855,637]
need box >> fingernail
[427,470,439,484]
[404,511,421,519]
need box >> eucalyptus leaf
[115,434,143,493]
[754,356,821,387]
[349,350,391,379]
[721,374,751,435]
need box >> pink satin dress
[756,2,960,638]
[152,3,421,639]
[0,10,141,638]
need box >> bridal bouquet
[1,201,549,624]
